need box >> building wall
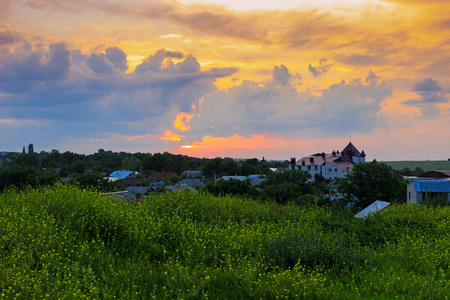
[288,163,348,181]
[352,156,365,164]
[407,183,421,204]
[322,163,348,180]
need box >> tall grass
[1,184,449,299]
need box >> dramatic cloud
[273,65,291,85]
[0,30,22,46]
[105,47,128,72]
[308,57,329,77]
[413,78,444,93]
[188,66,392,139]
[1,0,449,159]
[0,41,238,145]
[134,49,185,74]
[86,53,116,74]
[0,42,71,95]
[402,78,449,118]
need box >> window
[315,166,318,171]
[329,169,331,172]
[335,168,337,172]
[308,166,311,170]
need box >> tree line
[0,146,416,210]
[2,148,287,178]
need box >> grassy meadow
[1,184,450,299]
[382,160,450,172]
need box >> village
[3,142,447,209]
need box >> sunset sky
[1,0,449,160]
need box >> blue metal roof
[413,180,450,193]
[109,170,134,180]
[355,200,390,218]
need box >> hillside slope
[1,185,449,299]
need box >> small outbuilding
[407,180,450,204]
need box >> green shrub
[420,194,449,207]
[260,231,368,273]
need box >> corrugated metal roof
[220,176,248,181]
[413,180,450,193]
[109,170,134,179]
[355,200,390,218]
[178,179,205,187]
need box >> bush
[260,230,367,273]
[205,178,261,198]
[420,194,449,207]
[0,165,59,191]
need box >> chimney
[321,152,325,158]
[332,150,336,156]
[291,157,296,165]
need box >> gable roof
[342,142,361,156]
[109,170,135,179]
[178,179,205,187]
[420,170,450,179]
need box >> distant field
[381,160,450,171]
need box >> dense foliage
[1,185,449,299]
[70,173,124,192]
[336,163,407,209]
[0,165,59,191]
[1,149,287,179]
[205,178,260,198]
[261,169,313,204]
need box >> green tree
[205,178,260,198]
[240,158,259,176]
[14,153,39,168]
[71,172,122,192]
[220,158,239,176]
[336,163,407,209]
[59,165,74,178]
[0,166,59,191]
[121,156,139,171]
[71,159,87,174]
[261,169,313,204]
[202,157,223,177]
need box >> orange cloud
[124,129,184,142]
[173,112,193,131]
[173,134,346,158]
[159,129,185,141]
[0,119,13,123]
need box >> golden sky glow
[0,0,449,160]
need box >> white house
[407,180,450,204]
[287,142,367,181]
